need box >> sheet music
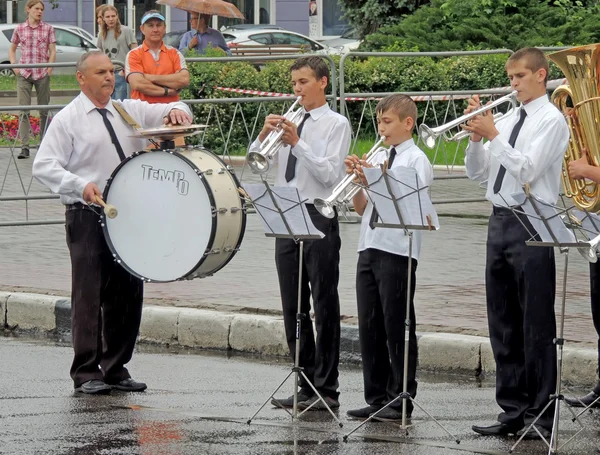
[511,192,576,244]
[364,166,440,229]
[242,183,324,238]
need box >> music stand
[242,179,343,427]
[504,190,589,455]
[343,165,459,444]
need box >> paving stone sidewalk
[0,147,596,346]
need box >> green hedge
[181,48,565,155]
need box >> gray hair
[76,51,106,73]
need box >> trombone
[418,90,519,149]
[314,137,387,218]
[247,96,305,173]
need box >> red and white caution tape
[215,78,570,102]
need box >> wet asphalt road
[2,335,600,455]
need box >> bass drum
[102,146,246,282]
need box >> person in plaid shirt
[9,0,56,159]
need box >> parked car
[136,25,287,50]
[320,28,362,54]
[50,23,96,43]
[0,24,97,76]
[221,27,329,53]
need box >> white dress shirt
[465,94,569,207]
[358,139,434,260]
[33,93,192,205]
[249,103,351,201]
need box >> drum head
[103,151,215,282]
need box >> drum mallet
[95,195,118,219]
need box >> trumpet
[314,137,387,219]
[247,96,305,173]
[578,233,600,263]
[418,90,519,149]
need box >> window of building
[322,0,348,37]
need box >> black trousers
[274,204,341,399]
[486,207,557,429]
[589,262,600,394]
[65,206,144,388]
[356,248,418,413]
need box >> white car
[320,28,361,54]
[222,27,330,53]
[0,24,97,76]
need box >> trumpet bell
[579,246,599,263]
[314,197,336,219]
[247,151,270,173]
[418,124,437,149]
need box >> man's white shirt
[465,94,569,207]
[249,103,351,202]
[33,93,191,205]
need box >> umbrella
[156,0,245,19]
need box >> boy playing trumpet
[248,56,351,410]
[346,94,433,421]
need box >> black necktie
[369,147,397,229]
[285,113,311,183]
[493,108,527,194]
[97,108,126,162]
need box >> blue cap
[141,12,165,25]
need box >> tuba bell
[549,44,600,212]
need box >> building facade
[0,0,348,39]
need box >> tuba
[549,45,600,212]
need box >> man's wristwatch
[163,86,169,96]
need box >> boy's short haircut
[507,47,549,85]
[290,56,330,83]
[376,94,418,127]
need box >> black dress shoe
[372,406,411,422]
[565,391,600,408]
[109,378,147,392]
[74,379,112,395]
[472,422,522,436]
[271,392,313,408]
[18,148,29,159]
[347,405,383,420]
[517,425,551,440]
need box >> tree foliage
[338,0,430,38]
[361,0,600,51]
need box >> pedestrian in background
[8,0,56,160]
[97,5,137,100]
[95,5,106,39]
[179,13,231,55]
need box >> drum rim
[102,150,218,282]
[197,150,247,277]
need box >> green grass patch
[0,74,79,91]
[350,136,465,166]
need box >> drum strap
[112,101,142,130]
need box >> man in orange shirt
[125,10,189,104]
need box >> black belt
[65,202,96,212]
[492,205,522,216]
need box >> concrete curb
[1,291,598,386]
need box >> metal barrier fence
[0,50,565,226]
